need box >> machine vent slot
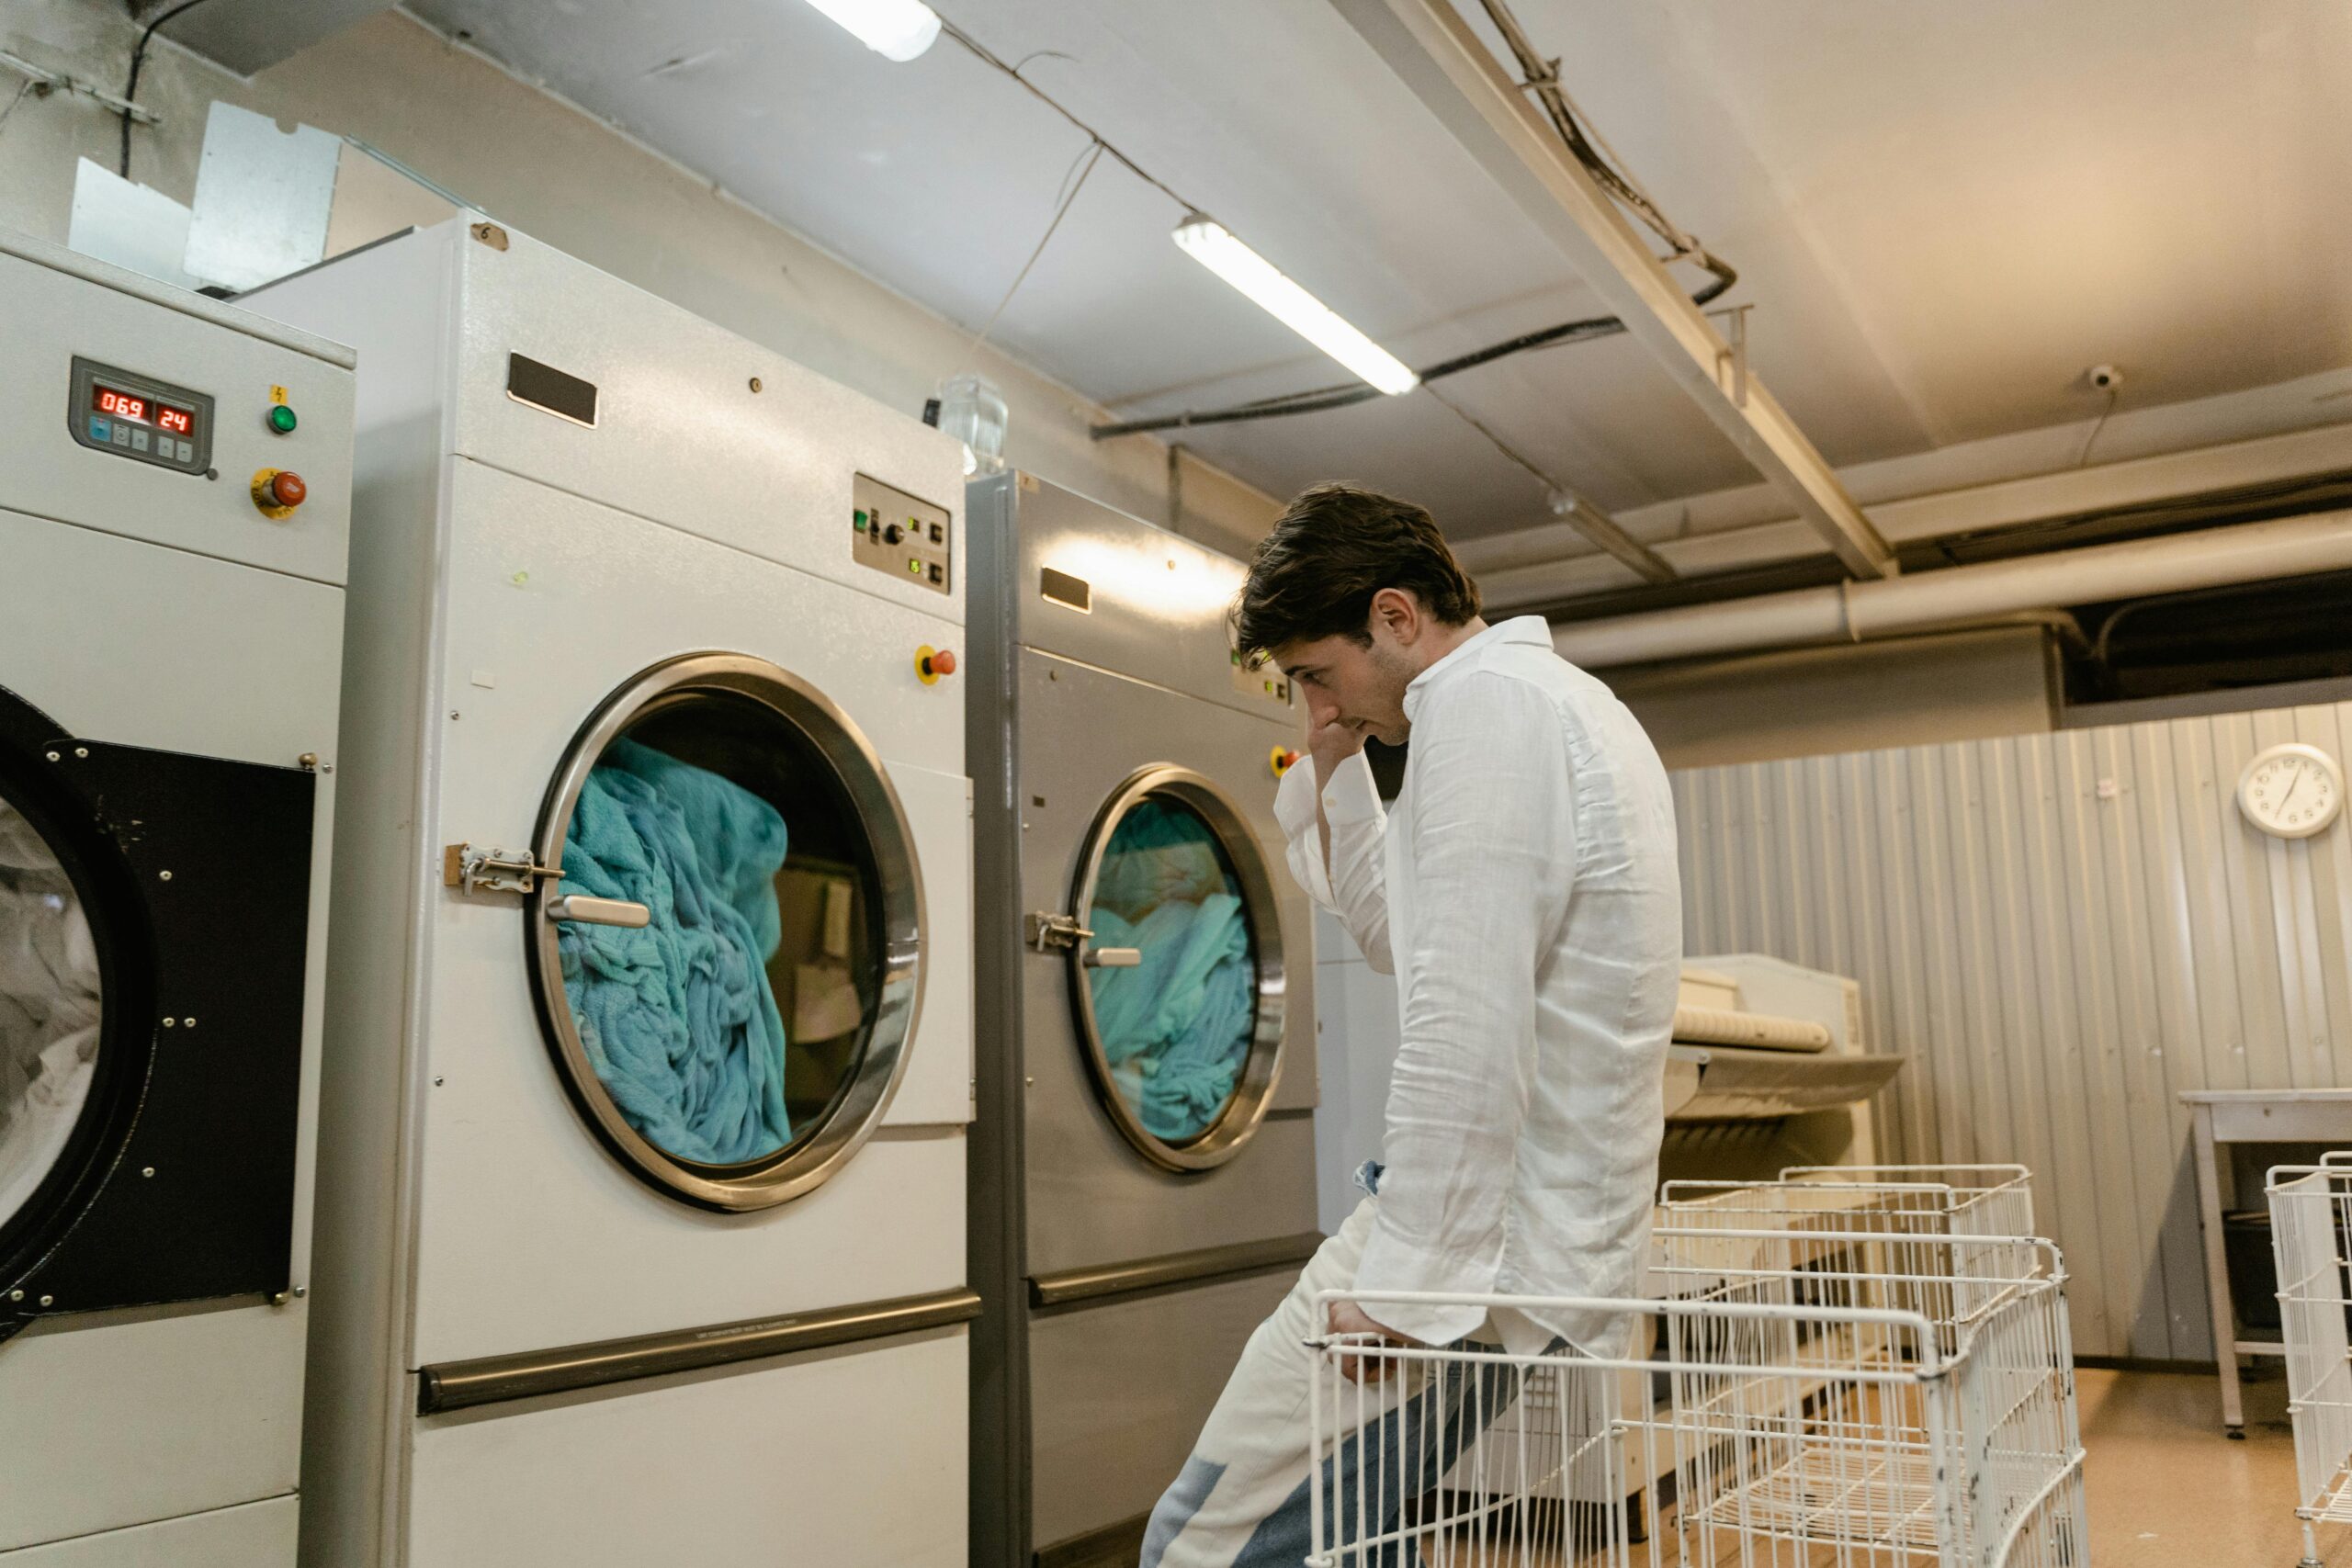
[505,353,598,427]
[1040,567,1091,614]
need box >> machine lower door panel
[1026,1269,1295,1556]
[406,1329,967,1568]
[0,1495,295,1567]
[0,1303,303,1551]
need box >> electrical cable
[1423,381,1560,495]
[935,17,1196,215]
[1074,0,1736,438]
[0,77,33,141]
[2075,387,2119,468]
[1089,259,1733,437]
[960,138,1104,367]
[934,1,1735,446]
[119,0,221,180]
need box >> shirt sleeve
[1351,671,1577,1346]
[1272,750,1394,974]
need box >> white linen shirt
[1272,616,1680,1356]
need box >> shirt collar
[1402,616,1549,719]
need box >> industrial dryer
[246,218,975,1568]
[966,472,1318,1568]
[0,229,353,1565]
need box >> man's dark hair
[1230,483,1481,660]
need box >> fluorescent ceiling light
[1171,216,1419,396]
[801,0,941,62]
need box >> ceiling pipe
[1551,508,2352,670]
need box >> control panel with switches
[851,471,952,595]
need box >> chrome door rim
[526,652,926,1212]
[1066,764,1285,1173]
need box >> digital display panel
[92,383,197,435]
[95,385,148,423]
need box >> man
[1141,484,1680,1567]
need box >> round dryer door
[526,653,924,1213]
[0,682,317,1331]
[0,778,106,1246]
[1066,766,1286,1173]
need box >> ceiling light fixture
[1171,215,1419,397]
[800,0,941,62]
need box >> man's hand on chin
[1328,1300,1422,1383]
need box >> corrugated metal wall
[1672,699,2352,1361]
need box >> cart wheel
[2228,1427,2247,1441]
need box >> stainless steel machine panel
[1026,1268,1297,1558]
[1017,649,1317,1279]
[993,473,1297,724]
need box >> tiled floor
[2079,1363,2335,1567]
[1329,1365,2328,1565]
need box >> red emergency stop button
[915,645,957,685]
[251,468,308,517]
[1272,747,1301,779]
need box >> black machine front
[0,684,316,1338]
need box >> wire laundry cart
[1665,1165,2036,1249]
[2266,1159,2352,1568]
[1779,1166,2037,1240]
[1657,1171,2043,1340]
[1306,1233,2086,1566]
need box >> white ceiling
[406,0,2352,545]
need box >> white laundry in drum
[0,801,102,1228]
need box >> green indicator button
[907,558,922,574]
[268,404,298,434]
[854,508,870,531]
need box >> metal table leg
[2190,1103,2245,1435]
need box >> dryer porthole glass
[1084,798,1257,1144]
[529,654,925,1213]
[1068,767,1286,1173]
[0,792,103,1232]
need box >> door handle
[1083,947,1143,968]
[548,895,651,929]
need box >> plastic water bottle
[933,373,1007,476]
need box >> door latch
[1027,911,1142,967]
[1026,911,1091,952]
[444,842,560,897]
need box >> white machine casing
[0,232,353,1564]
[244,220,972,1568]
[1659,954,1888,1184]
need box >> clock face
[2237,744,2344,840]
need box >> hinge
[444,842,560,897]
[1025,911,1092,953]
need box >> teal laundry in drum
[1084,798,1258,1143]
[556,735,797,1164]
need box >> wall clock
[2236,743,2343,840]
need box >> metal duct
[1553,506,2352,670]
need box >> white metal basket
[1658,1171,2042,1340]
[1780,1165,2037,1239]
[2266,1161,2352,1568]
[1307,1235,2085,1566]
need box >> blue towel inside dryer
[1085,800,1258,1143]
[555,737,796,1163]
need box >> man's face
[1272,623,1419,748]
